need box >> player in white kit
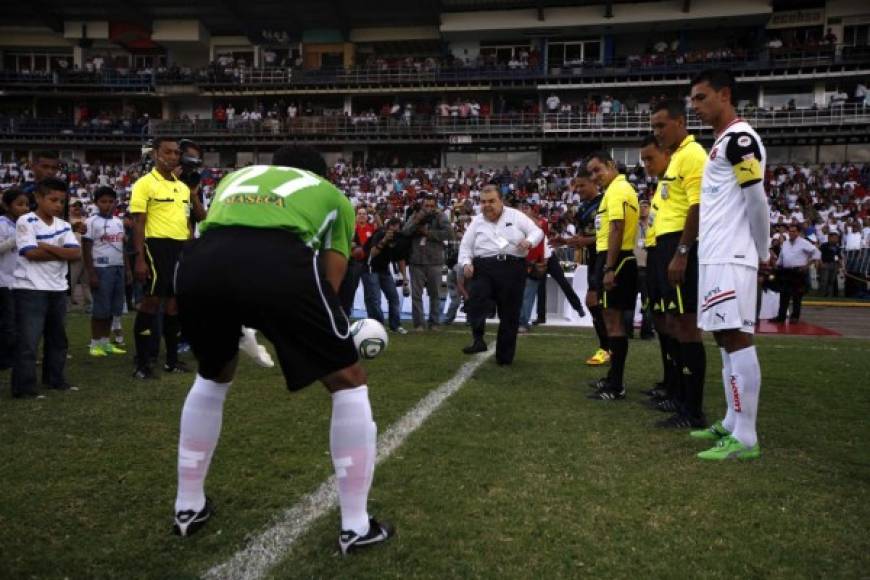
[687,69,769,460]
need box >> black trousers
[536,254,584,321]
[777,267,806,321]
[467,257,526,364]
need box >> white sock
[111,316,122,331]
[330,385,376,536]
[90,339,99,348]
[175,375,231,513]
[720,348,736,432]
[729,346,761,448]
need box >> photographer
[364,218,410,334]
[176,139,207,225]
[402,195,453,331]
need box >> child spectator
[83,186,129,357]
[11,179,81,399]
[0,188,32,369]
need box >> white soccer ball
[350,319,389,360]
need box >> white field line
[203,346,495,580]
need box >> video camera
[178,139,203,189]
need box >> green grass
[1,315,868,579]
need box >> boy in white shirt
[83,187,130,357]
[11,179,81,399]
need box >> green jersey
[201,165,355,257]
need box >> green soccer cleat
[102,342,127,355]
[89,345,108,357]
[697,435,761,461]
[690,420,730,441]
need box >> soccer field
[1,313,868,579]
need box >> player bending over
[172,145,393,553]
[689,69,768,460]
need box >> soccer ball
[350,319,389,360]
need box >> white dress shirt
[457,206,544,266]
[777,236,820,269]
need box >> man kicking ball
[172,145,393,554]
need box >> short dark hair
[36,177,68,196]
[691,68,736,96]
[2,187,30,208]
[94,186,118,201]
[179,139,202,155]
[652,99,686,120]
[574,167,593,179]
[788,223,801,231]
[640,134,660,148]
[586,150,613,166]
[386,217,402,227]
[151,137,177,150]
[32,150,59,162]
[272,145,327,177]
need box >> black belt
[474,254,525,263]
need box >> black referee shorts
[587,249,601,294]
[646,246,664,313]
[143,238,185,298]
[655,232,699,315]
[600,250,638,311]
[175,227,358,390]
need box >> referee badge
[660,183,669,200]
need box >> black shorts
[144,238,185,298]
[586,249,601,293]
[175,227,358,390]
[601,251,638,311]
[655,232,699,314]
[646,246,664,313]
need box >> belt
[474,254,524,263]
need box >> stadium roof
[6,0,687,38]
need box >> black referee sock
[134,311,156,368]
[657,332,672,388]
[607,336,628,390]
[589,305,609,351]
[680,341,707,418]
[164,314,181,367]
[668,336,685,403]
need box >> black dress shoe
[462,341,487,354]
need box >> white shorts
[697,263,758,334]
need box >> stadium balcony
[2,107,866,148]
[1,45,867,95]
[134,105,870,146]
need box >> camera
[178,139,203,189]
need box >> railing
[0,44,867,90]
[2,106,866,141]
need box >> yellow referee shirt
[130,169,191,240]
[595,174,639,253]
[646,185,662,248]
[655,135,706,237]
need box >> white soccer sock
[175,375,231,513]
[729,346,761,448]
[720,348,736,432]
[330,385,377,536]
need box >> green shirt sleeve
[324,194,355,258]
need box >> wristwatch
[677,244,690,256]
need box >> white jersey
[0,216,17,288]
[14,212,79,292]
[83,214,125,267]
[698,119,766,269]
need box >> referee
[457,185,543,365]
[130,137,192,379]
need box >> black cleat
[339,517,394,555]
[587,377,609,390]
[132,366,157,380]
[656,413,707,429]
[164,361,190,374]
[587,386,626,400]
[640,382,666,396]
[462,341,487,355]
[173,497,214,537]
[647,398,680,413]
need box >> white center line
[203,346,495,580]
